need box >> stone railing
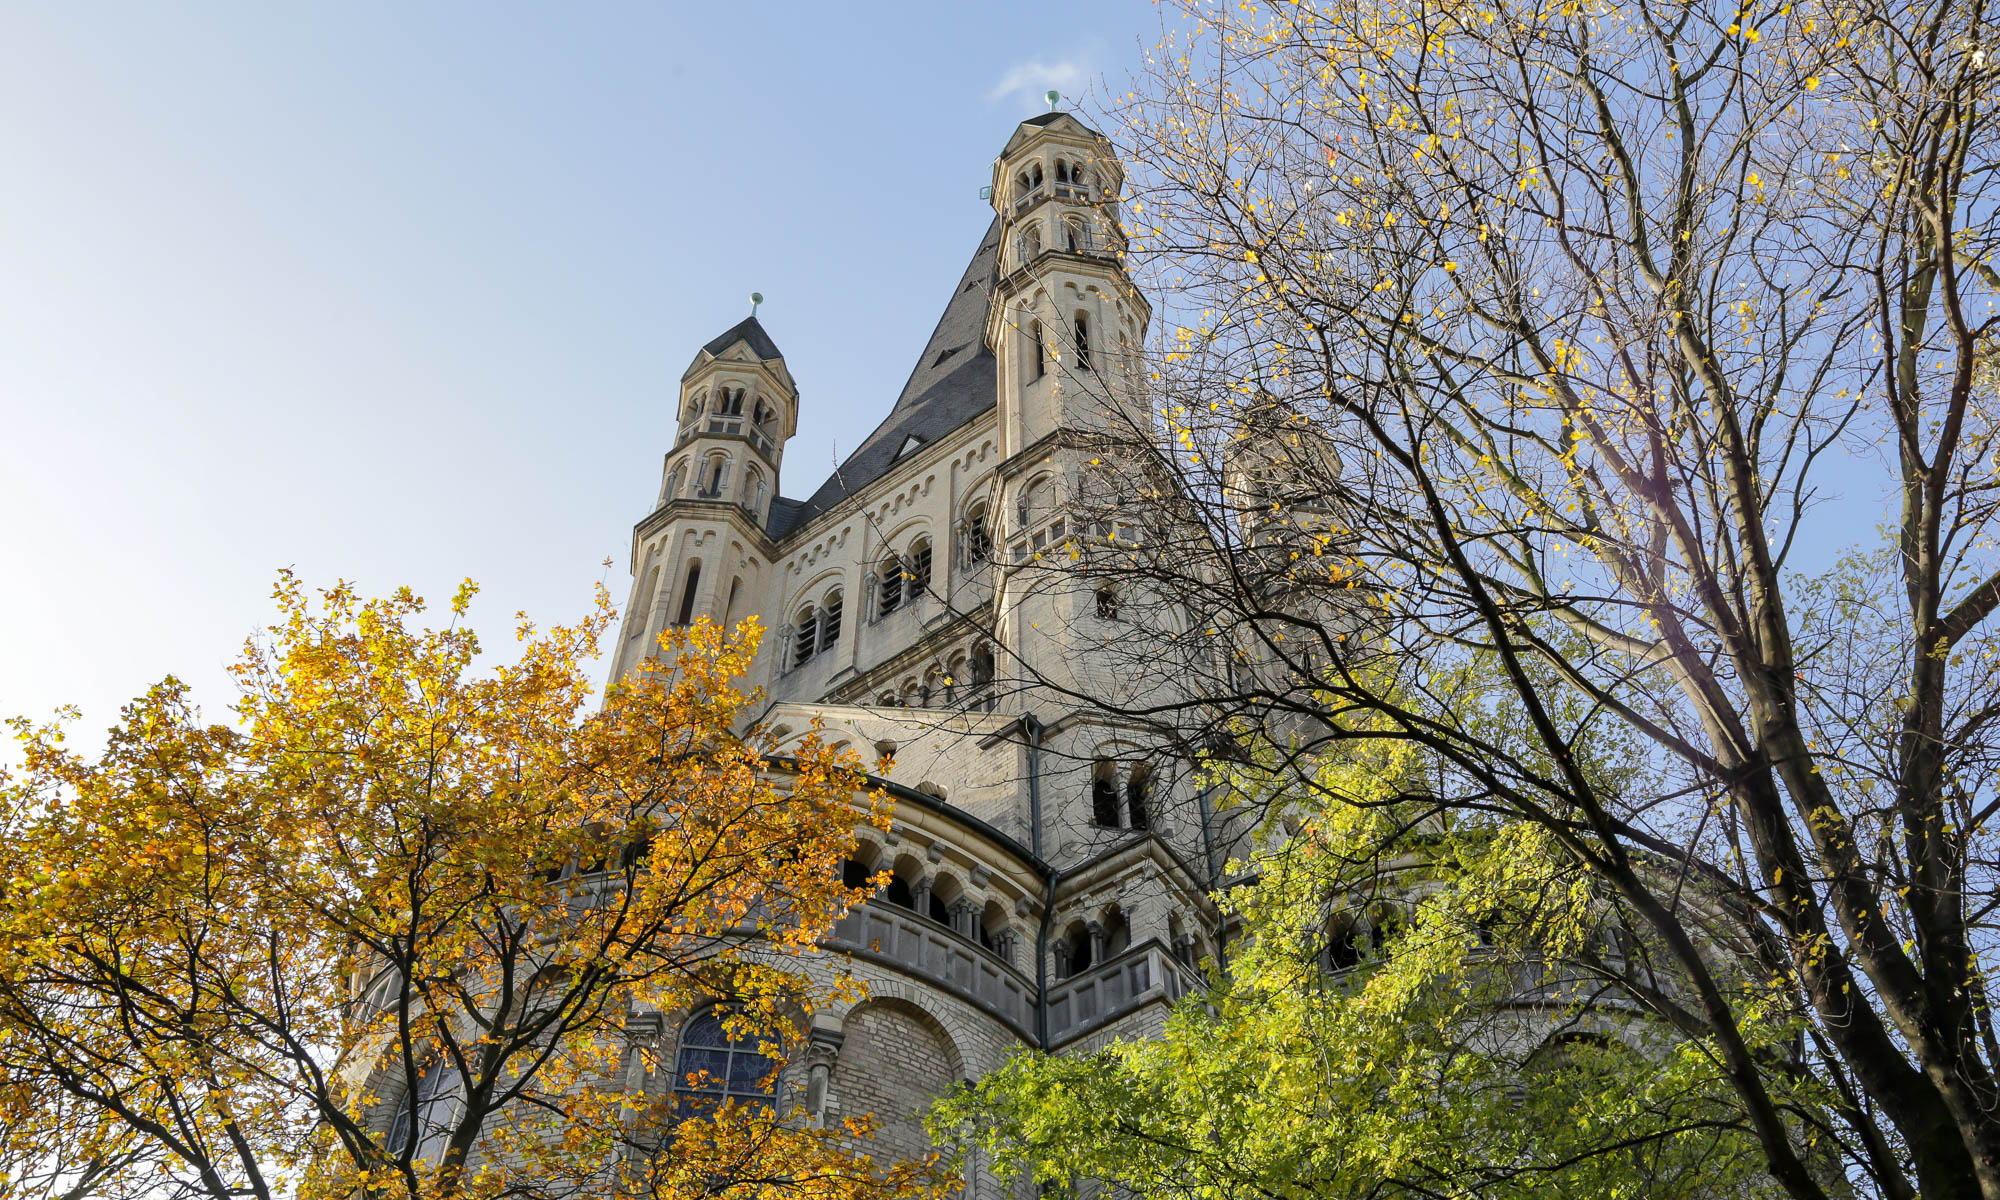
[1046,940,1199,1047]
[827,902,1038,1038]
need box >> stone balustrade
[827,901,1039,1038]
[1046,940,1198,1047]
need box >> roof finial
[1045,89,1061,112]
[749,291,764,318]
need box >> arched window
[928,874,957,926]
[684,391,707,426]
[1059,919,1093,977]
[666,462,688,501]
[971,647,994,688]
[674,562,702,626]
[701,455,731,498]
[877,555,905,617]
[1017,474,1052,527]
[1126,765,1151,831]
[673,1008,779,1116]
[1054,159,1070,184]
[1090,760,1119,827]
[752,398,772,427]
[1103,908,1132,958]
[905,539,932,598]
[1073,313,1092,371]
[963,503,992,565]
[723,577,743,626]
[709,387,745,435]
[1019,222,1043,262]
[792,605,818,668]
[1030,162,1044,187]
[1323,913,1365,973]
[387,1055,463,1162]
[1095,586,1119,620]
[745,466,767,509]
[1064,217,1087,253]
[1030,320,1046,379]
[818,590,843,652]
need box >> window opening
[964,505,992,564]
[674,563,701,626]
[1095,587,1118,620]
[1030,320,1046,379]
[673,1009,778,1117]
[906,540,932,598]
[819,591,843,651]
[1126,766,1151,831]
[1090,761,1119,827]
[878,556,905,616]
[387,1057,464,1162]
[842,858,871,888]
[792,606,818,668]
[1074,314,1092,371]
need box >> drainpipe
[1196,775,1229,977]
[1196,778,1220,888]
[1024,714,1055,1049]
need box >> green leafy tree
[939,719,1821,1198]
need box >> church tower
[608,312,797,683]
[978,107,1176,875]
[984,107,1149,457]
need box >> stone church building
[603,110,1231,1187]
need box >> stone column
[1086,920,1107,967]
[1052,937,1072,979]
[804,1029,844,1127]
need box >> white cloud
[987,58,1093,111]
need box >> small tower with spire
[983,100,1149,459]
[609,304,796,683]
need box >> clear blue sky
[0,2,1160,741]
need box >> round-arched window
[387,1056,464,1161]
[673,1008,779,1115]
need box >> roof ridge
[769,215,1003,537]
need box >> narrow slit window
[675,563,701,626]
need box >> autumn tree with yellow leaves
[962,0,2000,1196]
[0,574,949,1200]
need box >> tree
[0,574,949,1200]
[962,0,2000,1195]
[938,733,1810,1199]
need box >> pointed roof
[682,314,784,380]
[999,110,1104,156]
[764,216,1003,540]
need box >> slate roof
[765,215,1003,539]
[1021,110,1099,134]
[682,314,784,379]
